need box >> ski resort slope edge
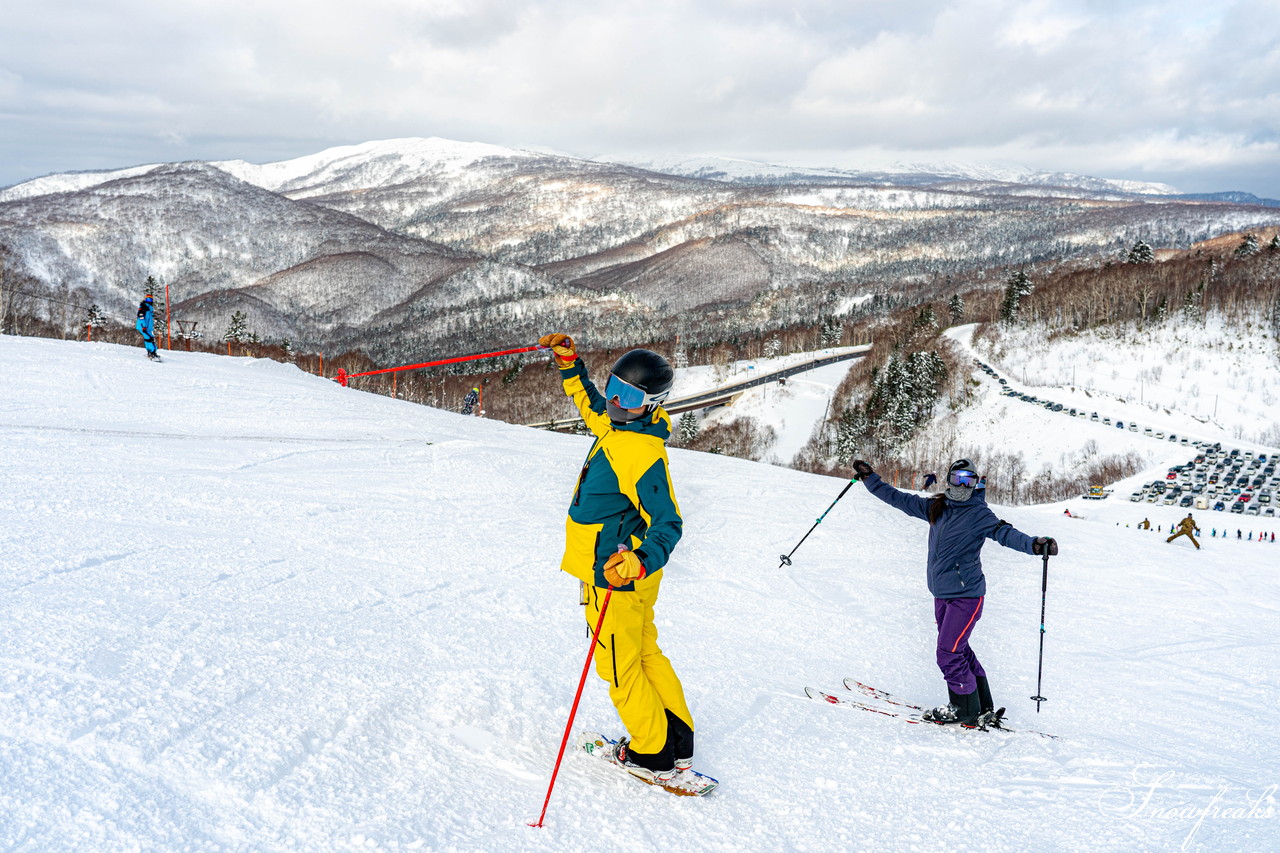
[1,336,1276,852]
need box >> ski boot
[922,688,984,727]
[614,738,678,783]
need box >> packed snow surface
[2,336,1277,852]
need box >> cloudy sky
[3,0,1279,195]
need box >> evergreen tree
[677,412,700,445]
[1154,296,1168,322]
[223,310,248,343]
[281,338,295,362]
[912,304,937,332]
[84,303,105,329]
[835,407,866,464]
[1127,240,1155,264]
[145,276,165,340]
[999,270,1033,323]
[820,316,842,346]
[1234,233,1260,258]
[1181,281,1205,319]
[1268,235,1280,252]
[764,336,782,358]
[947,293,965,325]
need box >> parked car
[1116,421,1125,429]
[1156,432,1165,439]
[1129,423,1138,431]
[1179,496,1194,507]
[1231,502,1245,513]
[1130,492,1143,502]
[1091,413,1099,421]
[1213,501,1226,512]
[1264,507,1276,518]
[1246,505,1260,516]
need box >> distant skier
[1166,514,1200,550]
[1140,518,1151,530]
[922,472,938,489]
[850,457,1057,728]
[460,386,479,416]
[135,294,159,361]
[539,332,694,783]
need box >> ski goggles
[948,468,981,488]
[605,373,669,410]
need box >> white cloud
[1,0,1278,195]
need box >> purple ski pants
[934,596,985,695]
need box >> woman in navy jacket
[853,458,1058,727]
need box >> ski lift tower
[175,319,203,351]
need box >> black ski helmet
[609,349,674,407]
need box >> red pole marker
[337,344,549,385]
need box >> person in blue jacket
[135,294,159,360]
[852,457,1058,727]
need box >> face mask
[607,400,646,423]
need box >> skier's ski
[577,731,718,797]
[843,678,923,710]
[805,686,923,722]
[808,685,1060,739]
[843,679,1059,738]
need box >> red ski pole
[529,583,614,829]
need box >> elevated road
[526,345,870,431]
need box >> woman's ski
[805,682,1059,739]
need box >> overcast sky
[3,0,1279,195]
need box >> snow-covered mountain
[5,137,1280,358]
[3,333,1276,851]
[606,153,1182,196]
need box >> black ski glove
[852,460,874,480]
[1032,537,1059,556]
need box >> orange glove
[603,550,646,587]
[538,333,577,366]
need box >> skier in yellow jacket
[539,332,694,783]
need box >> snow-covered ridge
[212,137,546,196]
[0,163,163,202]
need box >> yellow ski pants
[583,576,693,755]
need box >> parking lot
[973,358,1279,516]
[1129,446,1278,517]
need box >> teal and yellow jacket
[557,358,683,591]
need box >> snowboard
[577,731,718,797]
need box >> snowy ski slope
[1,336,1277,852]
